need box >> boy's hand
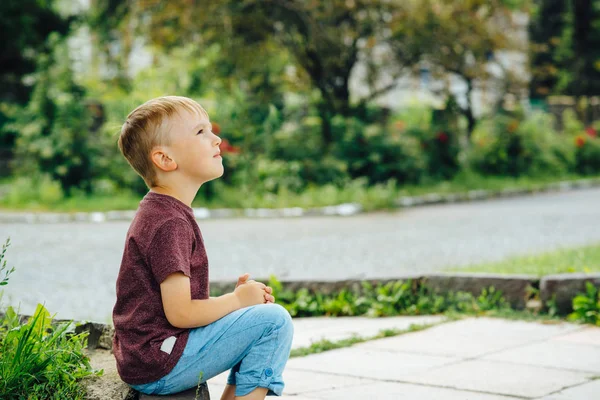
[234,281,269,308]
[236,273,250,288]
[235,273,275,304]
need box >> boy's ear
[151,147,178,172]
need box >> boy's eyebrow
[191,121,212,132]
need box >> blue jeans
[130,303,294,397]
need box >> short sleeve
[147,218,194,284]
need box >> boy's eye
[197,129,204,135]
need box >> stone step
[132,383,210,400]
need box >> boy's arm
[160,272,266,329]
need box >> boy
[113,96,294,399]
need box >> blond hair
[117,96,208,188]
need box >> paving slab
[359,317,582,358]
[483,340,600,373]
[305,381,523,400]
[88,316,599,399]
[208,368,377,396]
[551,326,600,347]
[540,379,600,400]
[402,359,591,398]
[291,315,444,349]
[286,347,458,381]
[208,383,323,400]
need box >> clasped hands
[234,272,275,306]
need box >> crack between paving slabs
[538,376,600,400]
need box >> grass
[1,172,599,213]
[446,243,600,276]
[290,321,439,358]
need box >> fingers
[236,273,250,288]
[263,292,275,303]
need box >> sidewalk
[110,315,600,399]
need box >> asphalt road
[1,188,599,323]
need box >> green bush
[267,276,510,318]
[568,282,600,326]
[391,103,462,180]
[574,136,600,175]
[469,112,575,177]
[333,116,427,185]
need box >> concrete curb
[2,177,600,223]
[541,273,600,314]
[8,272,592,353]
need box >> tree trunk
[464,78,477,137]
[318,104,334,149]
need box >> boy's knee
[260,304,293,335]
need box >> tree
[104,0,400,148]
[0,0,71,104]
[554,0,600,97]
[529,0,567,98]
[0,0,71,174]
[87,0,134,88]
[7,35,95,194]
[390,0,530,136]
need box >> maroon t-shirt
[112,191,209,384]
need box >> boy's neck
[150,185,199,208]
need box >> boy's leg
[157,303,293,396]
[220,384,236,400]
[226,305,293,397]
[237,387,268,400]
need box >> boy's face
[165,108,224,184]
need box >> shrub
[574,135,600,175]
[568,282,600,326]
[3,174,64,207]
[267,276,510,318]
[333,116,427,185]
[390,102,462,180]
[468,112,575,177]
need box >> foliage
[553,1,600,97]
[574,135,600,175]
[0,0,73,180]
[333,115,428,185]
[125,0,399,146]
[3,174,65,208]
[568,282,600,326]
[391,0,530,134]
[561,109,600,174]
[0,0,71,105]
[0,305,97,399]
[391,103,462,180]
[528,0,568,98]
[0,238,100,399]
[468,111,575,177]
[5,34,96,194]
[530,0,600,98]
[0,238,15,287]
[267,276,510,318]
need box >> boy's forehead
[172,108,210,130]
